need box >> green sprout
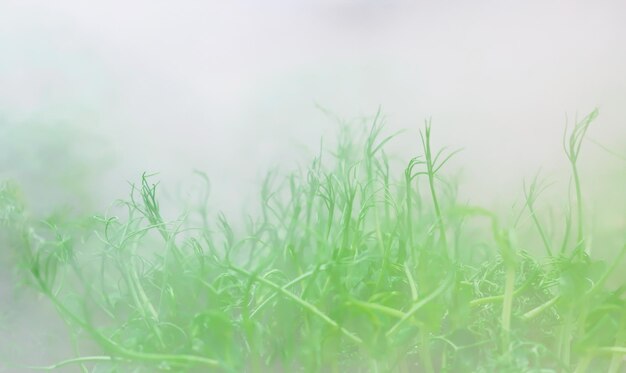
[1,109,625,372]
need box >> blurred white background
[1,0,625,216]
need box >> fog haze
[1,0,625,221]
[1,1,626,369]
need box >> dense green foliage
[2,110,625,372]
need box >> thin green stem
[421,122,448,255]
[23,356,118,371]
[229,265,363,345]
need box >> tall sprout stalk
[420,120,460,258]
[563,108,599,255]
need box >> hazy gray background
[1,1,626,368]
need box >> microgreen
[2,109,625,372]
